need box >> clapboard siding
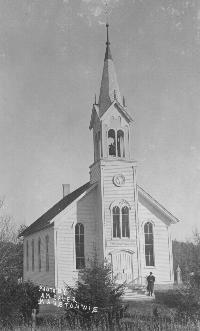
[103,163,136,240]
[23,226,55,287]
[101,161,138,271]
[138,199,174,284]
[55,188,98,289]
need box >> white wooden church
[21,25,179,290]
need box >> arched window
[144,222,154,266]
[108,129,116,156]
[75,223,85,269]
[38,238,41,272]
[31,239,34,271]
[46,235,49,272]
[113,206,120,238]
[122,206,129,237]
[26,240,29,271]
[117,130,125,157]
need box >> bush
[155,289,183,308]
[0,277,40,324]
[155,285,200,320]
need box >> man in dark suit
[147,272,155,296]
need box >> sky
[0,0,200,241]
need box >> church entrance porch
[109,250,134,284]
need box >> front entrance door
[110,250,133,284]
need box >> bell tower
[89,23,134,183]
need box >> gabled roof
[137,185,180,224]
[20,182,93,237]
[89,101,133,130]
[113,100,133,123]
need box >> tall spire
[98,23,122,117]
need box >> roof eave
[20,182,98,238]
[19,222,54,238]
[137,185,180,224]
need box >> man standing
[147,272,155,296]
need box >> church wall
[77,188,98,261]
[55,188,98,289]
[23,226,55,287]
[138,200,174,285]
[95,180,104,262]
[54,205,76,289]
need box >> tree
[0,199,26,279]
[65,256,125,320]
[173,229,200,282]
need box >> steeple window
[108,129,116,156]
[117,130,125,157]
[108,129,125,158]
[144,222,155,266]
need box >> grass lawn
[124,300,155,315]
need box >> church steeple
[89,23,133,169]
[99,24,122,117]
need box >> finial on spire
[104,22,112,60]
[104,0,112,60]
[94,94,97,105]
[114,89,116,100]
[106,23,110,46]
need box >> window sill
[112,238,131,240]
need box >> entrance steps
[122,285,155,302]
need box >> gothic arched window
[113,206,120,238]
[75,223,85,269]
[112,205,130,238]
[108,129,116,156]
[144,222,155,266]
[117,130,125,157]
[122,206,130,237]
[46,235,49,272]
[31,239,34,272]
[26,240,29,271]
[38,238,41,272]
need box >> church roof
[98,24,122,117]
[20,182,92,237]
[20,182,179,237]
[138,185,180,224]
